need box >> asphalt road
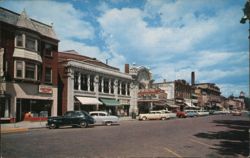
[1,113,250,158]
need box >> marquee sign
[39,85,53,94]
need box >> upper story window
[25,62,36,79]
[44,43,53,57]
[16,61,23,78]
[26,36,37,51]
[74,72,79,90]
[103,78,109,93]
[45,67,52,83]
[16,34,23,47]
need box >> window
[111,79,114,94]
[122,82,126,95]
[25,62,35,79]
[44,43,53,56]
[45,67,52,83]
[99,76,102,92]
[80,74,88,91]
[16,61,23,78]
[104,78,109,93]
[90,75,94,91]
[74,72,79,90]
[16,34,23,47]
[26,36,36,51]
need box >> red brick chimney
[125,64,129,73]
[191,71,195,85]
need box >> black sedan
[47,111,95,129]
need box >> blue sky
[1,0,249,97]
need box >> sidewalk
[1,117,137,134]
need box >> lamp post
[240,1,250,157]
[240,0,250,98]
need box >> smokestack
[191,71,195,85]
[125,64,129,73]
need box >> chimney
[125,64,129,73]
[191,71,195,85]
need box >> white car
[197,110,209,116]
[159,110,177,119]
[139,111,170,121]
[89,111,119,126]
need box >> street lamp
[240,0,250,98]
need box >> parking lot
[2,113,250,158]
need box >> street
[1,114,250,158]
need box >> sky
[1,0,249,97]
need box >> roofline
[0,7,53,28]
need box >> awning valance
[100,98,120,106]
[76,96,102,105]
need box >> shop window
[25,62,35,79]
[104,78,109,93]
[127,83,130,95]
[16,33,23,47]
[45,67,52,83]
[90,75,94,91]
[74,72,79,90]
[80,74,88,91]
[44,43,53,57]
[26,36,37,51]
[16,61,23,78]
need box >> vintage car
[159,110,177,119]
[185,110,198,117]
[89,111,119,126]
[138,111,170,121]
[196,110,209,116]
[47,111,95,129]
[231,110,241,116]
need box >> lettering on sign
[39,85,53,94]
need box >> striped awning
[76,96,102,105]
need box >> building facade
[194,83,221,108]
[58,51,135,116]
[0,8,59,122]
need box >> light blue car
[185,110,198,117]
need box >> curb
[1,128,28,134]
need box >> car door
[63,112,73,125]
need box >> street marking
[164,147,182,158]
[190,139,214,148]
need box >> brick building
[0,8,59,122]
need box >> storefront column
[109,78,111,94]
[101,77,104,93]
[87,74,90,91]
[78,72,81,90]
[67,69,74,111]
[4,99,9,117]
[94,75,99,95]
[119,81,122,95]
[125,83,128,96]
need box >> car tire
[49,123,56,129]
[105,122,112,126]
[79,121,88,128]
[142,117,147,121]
[161,117,166,120]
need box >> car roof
[89,111,107,114]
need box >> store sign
[39,85,53,94]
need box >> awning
[100,98,120,106]
[166,104,180,108]
[76,96,102,105]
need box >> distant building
[0,7,59,122]
[57,50,134,116]
[153,79,192,111]
[193,83,221,108]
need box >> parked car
[185,110,198,117]
[47,111,95,129]
[89,111,119,126]
[231,110,241,116]
[160,110,177,119]
[139,111,170,121]
[197,110,209,116]
[176,111,187,118]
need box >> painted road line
[164,147,182,158]
[190,138,214,148]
